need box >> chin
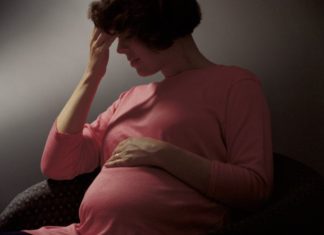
[136,67,159,77]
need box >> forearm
[160,146,211,196]
[160,146,271,211]
[208,160,272,211]
[57,71,102,134]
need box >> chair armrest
[207,153,324,235]
[0,167,100,231]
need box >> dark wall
[0,0,323,212]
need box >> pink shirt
[23,64,273,235]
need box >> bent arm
[41,72,102,180]
[42,27,117,180]
[161,147,272,212]
[161,79,273,212]
[41,93,125,180]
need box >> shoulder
[201,64,262,99]
[211,64,261,86]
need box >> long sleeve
[207,78,273,211]
[41,91,127,180]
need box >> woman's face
[116,34,164,77]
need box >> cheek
[135,46,159,65]
[133,45,162,73]
[136,53,159,68]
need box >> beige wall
[0,0,323,211]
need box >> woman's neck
[160,35,214,78]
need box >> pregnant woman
[3,0,273,234]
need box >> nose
[116,38,129,54]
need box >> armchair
[1,153,324,234]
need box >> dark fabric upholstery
[0,168,100,231]
[1,153,324,234]
[0,232,30,234]
[208,153,324,235]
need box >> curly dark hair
[87,0,202,51]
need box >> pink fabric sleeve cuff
[40,119,87,179]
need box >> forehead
[117,32,140,43]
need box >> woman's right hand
[85,27,117,79]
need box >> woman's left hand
[105,137,176,168]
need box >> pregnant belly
[78,166,229,232]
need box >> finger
[111,146,125,157]
[112,141,121,154]
[96,39,110,52]
[94,32,106,47]
[91,27,101,44]
[100,34,117,49]
[106,159,128,167]
[96,33,116,48]
[110,152,122,161]
[91,27,96,40]
[113,138,131,153]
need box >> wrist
[82,71,102,85]
[157,144,182,171]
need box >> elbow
[229,171,273,212]
[207,163,273,211]
[41,161,77,180]
[256,169,273,203]
[245,174,273,212]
